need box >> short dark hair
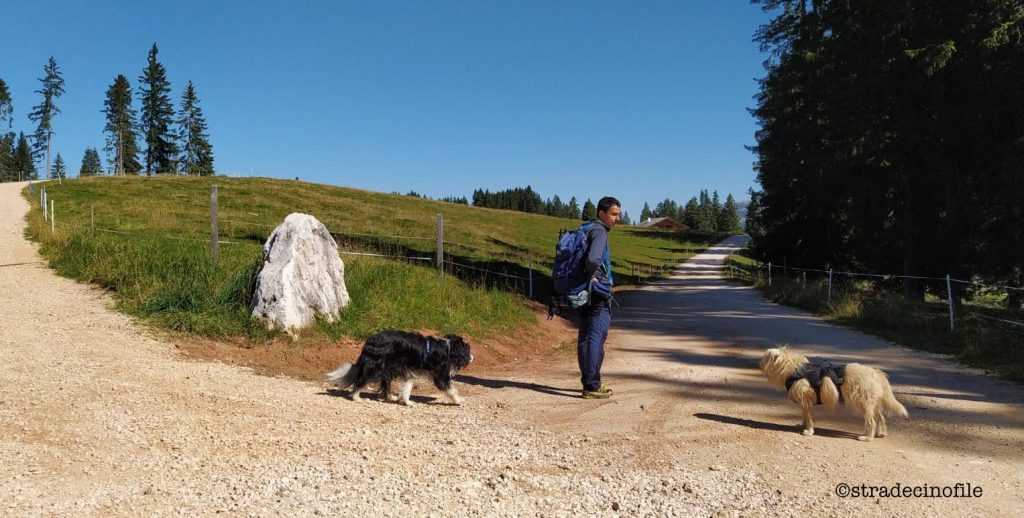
[597,196,621,214]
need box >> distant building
[637,217,687,231]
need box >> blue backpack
[548,222,594,318]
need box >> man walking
[578,196,621,399]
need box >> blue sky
[2,1,772,218]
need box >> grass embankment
[725,249,1024,383]
[24,176,718,344]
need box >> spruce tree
[50,152,67,180]
[28,57,65,176]
[582,199,597,221]
[14,133,36,180]
[138,43,178,174]
[104,75,142,175]
[620,211,632,225]
[682,197,699,229]
[567,197,581,220]
[0,132,13,182]
[718,194,741,233]
[0,78,12,129]
[639,202,652,223]
[711,190,722,227]
[550,195,565,218]
[743,188,762,237]
[80,148,103,176]
[177,80,214,175]
[653,198,678,219]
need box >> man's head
[596,196,622,229]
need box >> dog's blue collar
[422,339,433,366]
[422,337,451,366]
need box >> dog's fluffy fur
[759,346,908,441]
[326,330,473,406]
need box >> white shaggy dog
[759,346,908,441]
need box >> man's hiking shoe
[582,385,613,399]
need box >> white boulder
[250,213,351,335]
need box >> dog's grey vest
[785,359,846,405]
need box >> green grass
[723,254,1024,383]
[23,176,720,342]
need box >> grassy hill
[23,176,720,343]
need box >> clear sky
[2,1,772,218]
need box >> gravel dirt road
[1,181,1021,517]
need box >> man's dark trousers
[577,300,610,391]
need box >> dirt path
[1,181,1021,517]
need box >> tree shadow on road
[694,412,860,440]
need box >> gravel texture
[2,181,1021,517]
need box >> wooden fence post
[210,184,219,267]
[436,213,444,278]
[528,255,533,299]
[946,274,955,332]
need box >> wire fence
[32,183,687,302]
[723,253,1024,334]
[32,182,688,303]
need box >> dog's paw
[401,399,416,407]
[857,435,873,442]
[801,428,814,436]
[451,396,465,406]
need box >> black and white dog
[326,330,474,406]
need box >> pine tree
[718,194,741,233]
[138,43,179,174]
[711,190,722,228]
[744,188,764,238]
[697,190,716,231]
[0,132,13,182]
[50,152,67,180]
[14,133,36,180]
[104,75,142,175]
[567,197,581,220]
[751,0,1024,297]
[639,202,652,223]
[581,199,597,221]
[0,78,12,129]
[653,198,678,219]
[682,197,700,229]
[28,57,65,176]
[620,211,632,225]
[80,148,103,176]
[177,80,214,175]
[550,195,565,218]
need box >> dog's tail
[819,377,841,409]
[882,383,909,419]
[326,363,356,388]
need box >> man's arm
[584,227,607,278]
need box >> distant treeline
[469,186,634,223]
[405,185,742,232]
[640,190,741,233]
[470,185,741,232]
[401,190,469,205]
